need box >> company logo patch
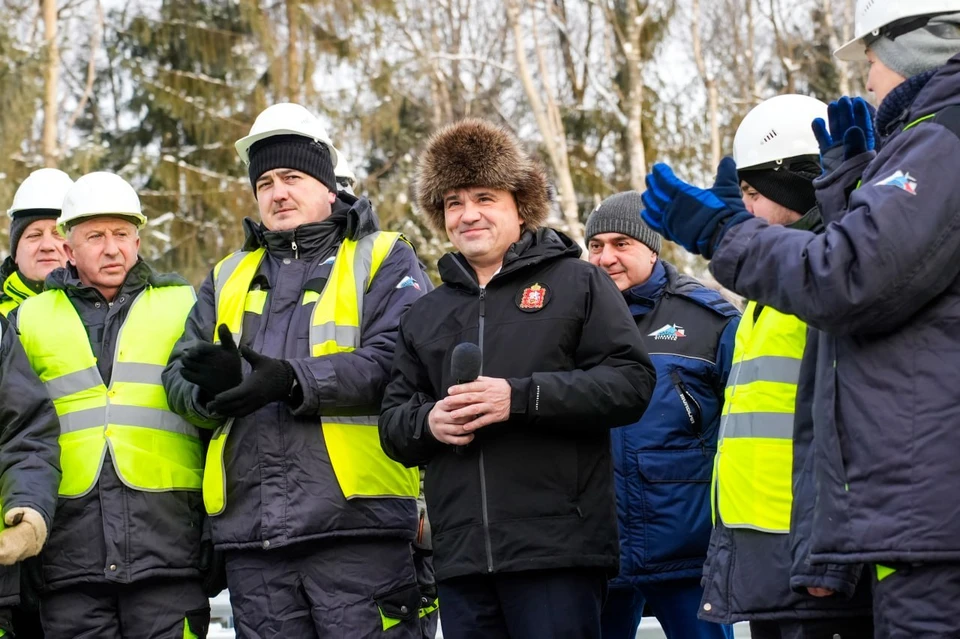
[397,275,421,291]
[321,256,337,266]
[648,324,686,340]
[516,282,548,312]
[875,170,917,195]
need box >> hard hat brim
[835,36,868,61]
[57,212,148,237]
[235,129,339,166]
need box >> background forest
[0,0,864,284]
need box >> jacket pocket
[374,582,420,631]
[670,371,703,437]
[633,449,714,569]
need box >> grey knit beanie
[585,191,661,254]
[871,13,960,78]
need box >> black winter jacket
[379,229,656,581]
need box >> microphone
[450,343,482,455]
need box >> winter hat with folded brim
[870,13,960,78]
[415,118,552,234]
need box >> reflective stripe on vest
[712,301,806,533]
[203,232,420,516]
[18,286,203,498]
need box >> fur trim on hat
[415,118,551,233]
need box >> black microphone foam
[450,342,482,383]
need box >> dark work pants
[225,538,421,639]
[39,578,209,639]
[437,568,607,639]
[749,616,874,639]
[870,562,960,638]
[602,579,733,639]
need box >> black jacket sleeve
[379,318,443,468]
[508,264,656,431]
[0,315,61,530]
[162,271,224,430]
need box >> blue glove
[641,156,752,259]
[811,97,875,174]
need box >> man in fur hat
[379,118,657,639]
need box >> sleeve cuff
[508,378,531,417]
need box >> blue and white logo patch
[875,170,917,195]
[648,324,686,341]
[397,275,421,291]
[321,256,337,266]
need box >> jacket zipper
[292,240,300,260]
[477,287,494,572]
[671,371,705,453]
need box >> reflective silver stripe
[213,251,249,319]
[59,405,200,438]
[113,362,164,386]
[721,412,795,440]
[324,415,379,425]
[309,322,360,348]
[729,356,802,386]
[45,366,103,401]
[352,234,378,337]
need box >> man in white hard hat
[642,2,960,634]
[13,172,210,638]
[0,169,73,316]
[163,103,428,638]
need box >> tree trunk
[286,0,300,101]
[504,0,583,244]
[42,0,59,167]
[624,3,647,189]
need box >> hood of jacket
[879,51,960,138]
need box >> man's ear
[328,190,337,204]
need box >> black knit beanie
[9,209,60,257]
[248,134,337,193]
[738,160,820,216]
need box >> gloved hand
[207,347,295,418]
[812,97,876,174]
[641,157,752,258]
[180,324,243,402]
[0,508,48,566]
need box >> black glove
[181,324,243,401]
[207,346,296,418]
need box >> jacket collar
[437,227,582,292]
[876,69,938,139]
[622,260,666,316]
[1,257,42,303]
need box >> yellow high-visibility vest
[712,301,807,533]
[202,232,420,516]
[0,271,37,317]
[18,286,203,498]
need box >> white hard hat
[334,149,357,192]
[835,0,960,60]
[7,168,75,218]
[235,103,339,167]
[733,95,828,171]
[57,172,147,235]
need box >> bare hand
[445,376,512,433]
[806,587,835,598]
[428,398,475,446]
